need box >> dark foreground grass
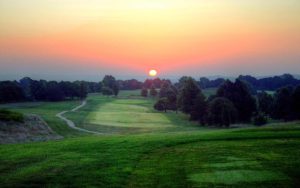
[0,109,24,122]
[1,123,300,187]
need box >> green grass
[0,124,300,187]
[65,94,202,134]
[1,90,300,187]
[0,101,84,137]
[0,109,24,122]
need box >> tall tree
[102,86,113,96]
[177,77,200,114]
[208,97,238,127]
[190,93,208,125]
[257,91,274,115]
[102,75,119,96]
[272,87,293,121]
[141,88,148,97]
[217,79,256,122]
[149,85,158,97]
[292,86,300,119]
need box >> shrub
[0,109,24,122]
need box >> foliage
[272,86,293,121]
[149,85,158,97]
[257,91,274,115]
[292,85,300,119]
[199,77,225,89]
[118,79,142,90]
[102,86,114,96]
[154,97,169,112]
[143,78,171,89]
[141,88,148,97]
[177,77,201,114]
[217,79,256,122]
[190,93,208,125]
[0,109,24,122]
[102,75,119,96]
[0,81,25,103]
[208,97,238,127]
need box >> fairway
[65,92,201,134]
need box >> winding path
[56,101,102,134]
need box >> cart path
[56,101,102,134]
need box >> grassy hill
[1,90,300,187]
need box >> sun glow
[149,69,157,77]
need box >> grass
[0,90,300,187]
[0,124,300,187]
[0,109,24,122]
[65,94,202,134]
[0,101,84,137]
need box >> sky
[0,0,300,81]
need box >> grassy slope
[1,90,300,187]
[0,101,84,137]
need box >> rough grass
[0,101,84,137]
[0,109,24,122]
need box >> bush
[253,113,268,126]
[0,109,24,122]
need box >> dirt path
[56,101,102,134]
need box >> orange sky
[0,0,300,80]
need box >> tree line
[150,76,300,127]
[0,77,94,103]
[199,74,300,91]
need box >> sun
[149,69,157,77]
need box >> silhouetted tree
[141,88,148,97]
[102,86,113,96]
[190,93,208,125]
[102,75,119,96]
[208,97,238,127]
[154,97,168,112]
[177,77,200,114]
[79,82,88,100]
[149,85,158,97]
[292,86,300,119]
[0,81,25,103]
[159,81,170,98]
[45,82,65,101]
[272,86,293,121]
[19,77,34,100]
[257,91,274,115]
[217,79,256,122]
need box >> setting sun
[149,69,157,77]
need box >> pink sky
[1,0,300,80]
